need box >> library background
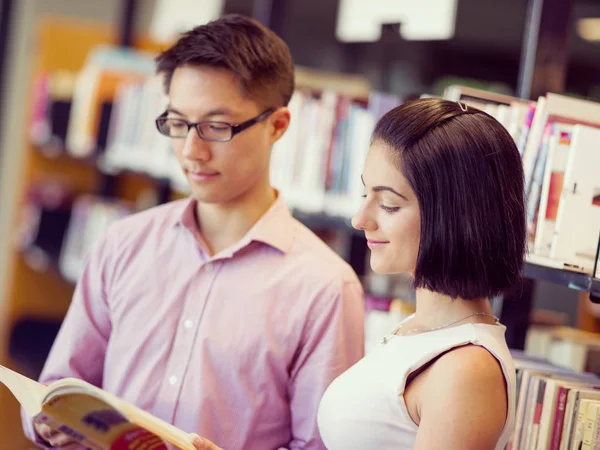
[0,0,600,448]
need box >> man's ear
[269,107,291,144]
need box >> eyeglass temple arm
[231,108,276,135]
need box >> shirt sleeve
[286,277,365,450]
[21,230,115,447]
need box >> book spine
[565,395,581,450]
[530,379,546,449]
[550,387,568,450]
[593,408,600,450]
[572,402,588,450]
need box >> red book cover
[550,386,569,450]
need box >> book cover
[0,365,195,450]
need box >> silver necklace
[381,312,500,344]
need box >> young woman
[190,98,525,450]
[316,98,525,450]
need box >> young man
[23,14,364,450]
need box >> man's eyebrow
[165,106,234,119]
[165,105,185,116]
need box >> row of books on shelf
[446,86,600,276]
[29,45,600,277]
[29,45,399,203]
[18,184,132,284]
[30,46,189,193]
[503,324,600,449]
[509,349,600,450]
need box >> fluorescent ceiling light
[150,0,225,44]
[336,0,457,42]
[577,18,600,42]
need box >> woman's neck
[411,289,495,329]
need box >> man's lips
[186,169,220,181]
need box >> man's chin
[189,187,235,205]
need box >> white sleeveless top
[317,318,516,450]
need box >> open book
[0,365,195,449]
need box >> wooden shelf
[524,254,597,296]
[0,17,167,449]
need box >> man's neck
[195,187,277,256]
[412,289,494,329]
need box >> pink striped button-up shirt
[23,196,365,449]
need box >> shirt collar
[244,194,294,254]
[173,193,294,255]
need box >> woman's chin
[369,257,413,276]
[369,258,394,275]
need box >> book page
[45,378,195,450]
[42,392,172,450]
[0,365,47,417]
[101,391,196,450]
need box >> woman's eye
[380,205,400,213]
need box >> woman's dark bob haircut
[373,98,526,300]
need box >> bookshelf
[525,254,600,302]
[443,85,600,309]
[1,0,600,447]
[17,81,600,310]
[15,76,600,302]
[0,16,168,448]
[24,136,600,307]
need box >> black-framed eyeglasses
[155,108,276,142]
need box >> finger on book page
[33,421,57,441]
[46,430,78,448]
[188,433,224,450]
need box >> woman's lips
[366,239,389,249]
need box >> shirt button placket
[165,259,217,423]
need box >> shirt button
[183,319,193,329]
[168,375,178,386]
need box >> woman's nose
[351,204,376,231]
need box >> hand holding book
[0,364,197,449]
[34,419,80,448]
[188,433,224,450]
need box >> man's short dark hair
[156,14,294,108]
[373,98,526,300]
